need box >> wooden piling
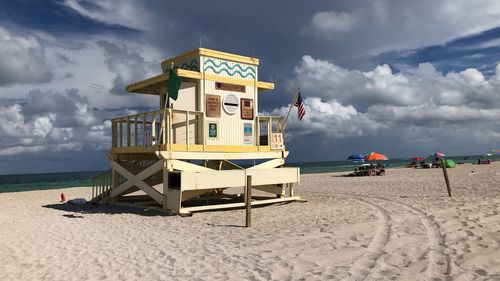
[245,175,252,227]
[441,158,452,197]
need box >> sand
[1,163,500,281]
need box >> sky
[2,0,500,174]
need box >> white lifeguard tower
[92,48,302,215]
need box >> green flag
[167,68,181,100]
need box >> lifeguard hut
[92,48,302,215]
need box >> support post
[245,175,252,227]
[441,158,451,197]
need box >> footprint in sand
[464,230,474,237]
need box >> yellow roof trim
[161,48,259,69]
[125,69,203,94]
[256,81,274,91]
[126,69,274,95]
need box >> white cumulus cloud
[0,27,53,86]
[0,91,111,156]
[274,55,500,152]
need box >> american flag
[293,91,305,120]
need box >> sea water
[0,155,495,193]
[0,171,101,193]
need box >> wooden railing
[110,109,284,151]
[91,170,112,201]
[111,109,204,149]
[256,116,284,147]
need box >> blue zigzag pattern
[203,58,255,79]
[175,59,199,71]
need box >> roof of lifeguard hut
[125,48,274,95]
[160,48,259,71]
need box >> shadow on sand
[42,202,175,217]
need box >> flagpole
[282,87,299,132]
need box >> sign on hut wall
[215,82,245,93]
[206,94,221,117]
[240,98,254,120]
[243,123,253,145]
[271,133,284,150]
[208,122,218,138]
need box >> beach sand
[1,163,500,280]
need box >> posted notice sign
[208,122,217,138]
[243,123,253,145]
[206,94,221,118]
[271,133,284,150]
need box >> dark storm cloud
[96,39,159,95]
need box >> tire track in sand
[304,193,392,281]
[346,197,392,281]
[304,191,450,280]
[372,196,451,279]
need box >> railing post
[169,109,173,150]
[162,111,166,147]
[256,117,260,146]
[142,113,146,147]
[152,113,156,146]
[134,115,138,146]
[119,119,123,147]
[186,110,190,149]
[268,117,272,146]
[200,112,205,146]
[112,120,117,148]
[126,116,131,147]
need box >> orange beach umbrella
[365,152,389,161]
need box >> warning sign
[243,123,253,145]
[208,122,217,138]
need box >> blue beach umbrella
[347,154,366,162]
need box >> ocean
[0,155,495,193]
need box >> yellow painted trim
[177,68,203,79]
[256,81,274,91]
[161,48,259,69]
[125,69,202,94]
[199,48,259,65]
[126,69,274,94]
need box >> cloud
[0,90,111,156]
[0,27,53,86]
[309,11,357,38]
[96,40,159,95]
[308,0,500,57]
[268,97,386,138]
[274,55,500,152]
[62,0,150,30]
